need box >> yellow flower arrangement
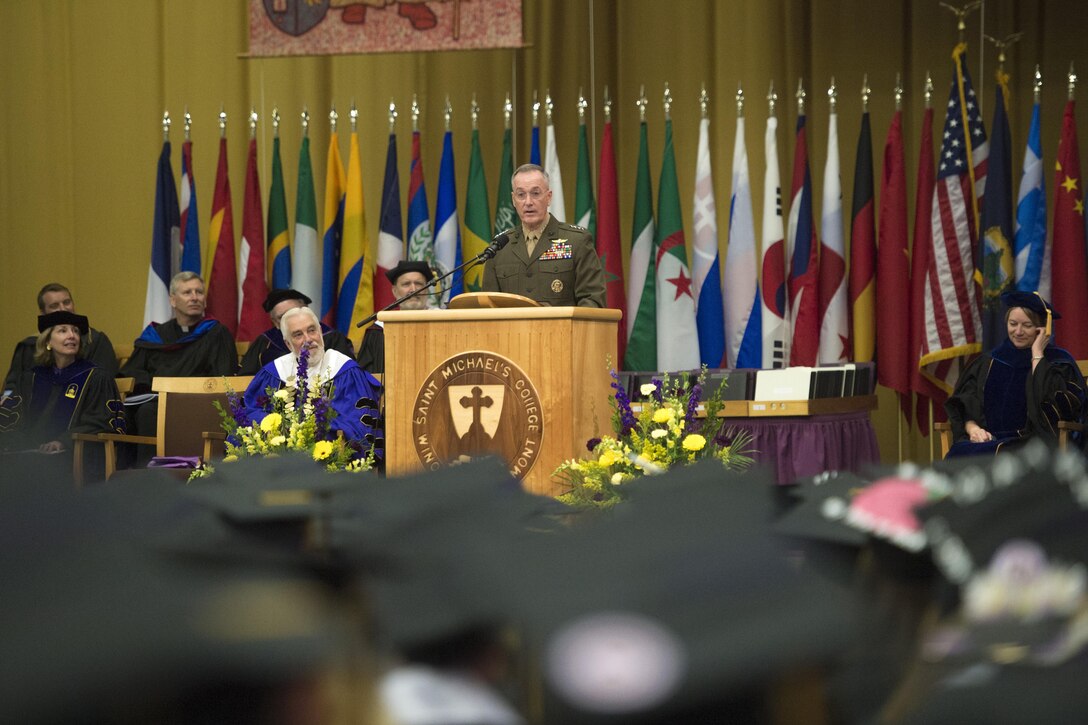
[553,367,753,508]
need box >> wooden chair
[93,375,253,479]
[936,360,1088,457]
[71,377,135,487]
[113,343,134,370]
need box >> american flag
[919,44,988,392]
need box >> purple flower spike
[586,437,602,452]
[295,346,310,407]
[650,377,664,404]
[685,383,702,426]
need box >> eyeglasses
[513,188,547,202]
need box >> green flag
[624,121,657,371]
[267,136,291,288]
[654,118,700,370]
[463,128,491,292]
[291,136,320,304]
[574,120,596,237]
[494,126,516,235]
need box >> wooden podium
[379,302,622,496]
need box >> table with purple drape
[727,410,880,484]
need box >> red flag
[849,112,876,363]
[206,137,238,335]
[237,138,268,342]
[910,106,946,433]
[1051,100,1088,358]
[787,115,820,366]
[876,109,910,416]
[598,118,627,365]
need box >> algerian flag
[624,121,656,371]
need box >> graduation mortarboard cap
[385,259,435,284]
[893,441,1088,722]
[999,289,1061,319]
[37,309,89,334]
[497,461,856,723]
[0,464,359,724]
[262,287,312,313]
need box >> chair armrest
[97,433,157,480]
[70,432,106,488]
[202,431,227,463]
[1057,420,1084,451]
[934,422,953,459]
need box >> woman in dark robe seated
[0,311,125,462]
[945,291,1087,457]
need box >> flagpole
[923,71,934,463]
[162,110,171,143]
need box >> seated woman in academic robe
[945,291,1087,457]
[0,311,125,459]
[242,306,384,462]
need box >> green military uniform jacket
[481,214,606,307]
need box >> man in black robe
[237,288,355,375]
[357,260,435,375]
[120,271,236,436]
[3,283,117,395]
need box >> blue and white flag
[723,115,761,368]
[1015,97,1049,297]
[144,141,180,326]
[434,130,463,304]
[691,116,725,367]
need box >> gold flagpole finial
[1069,63,1077,101]
[893,73,903,111]
[637,84,647,123]
[796,78,806,116]
[663,82,672,121]
[578,88,587,124]
[545,91,554,124]
[1033,65,1043,104]
[732,84,740,120]
[272,107,280,137]
[862,74,872,112]
[984,31,1023,74]
[603,86,612,123]
[249,108,258,139]
[470,94,479,131]
[827,77,837,113]
[301,106,310,138]
[700,83,711,120]
[940,1,982,43]
[349,100,358,133]
[503,92,512,130]
[329,104,338,134]
[531,90,540,127]
[411,95,420,132]
[183,107,192,141]
[768,81,778,118]
[162,110,171,142]
[444,95,452,131]
[388,99,397,134]
[924,72,934,109]
[218,106,227,138]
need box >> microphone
[479,231,510,261]
[355,232,511,328]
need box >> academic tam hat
[385,259,435,284]
[262,288,312,313]
[37,310,89,334]
[999,290,1061,320]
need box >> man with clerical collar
[357,260,434,375]
[242,306,383,461]
[238,288,355,375]
[481,163,605,307]
[120,271,236,436]
[3,282,117,396]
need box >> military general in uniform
[481,163,606,307]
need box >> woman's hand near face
[1032,327,1050,359]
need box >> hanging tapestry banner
[249,0,524,57]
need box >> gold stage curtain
[2,0,1086,463]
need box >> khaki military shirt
[481,215,606,307]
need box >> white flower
[273,389,291,400]
[269,435,287,447]
[640,382,658,396]
[650,428,669,439]
[611,472,626,485]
